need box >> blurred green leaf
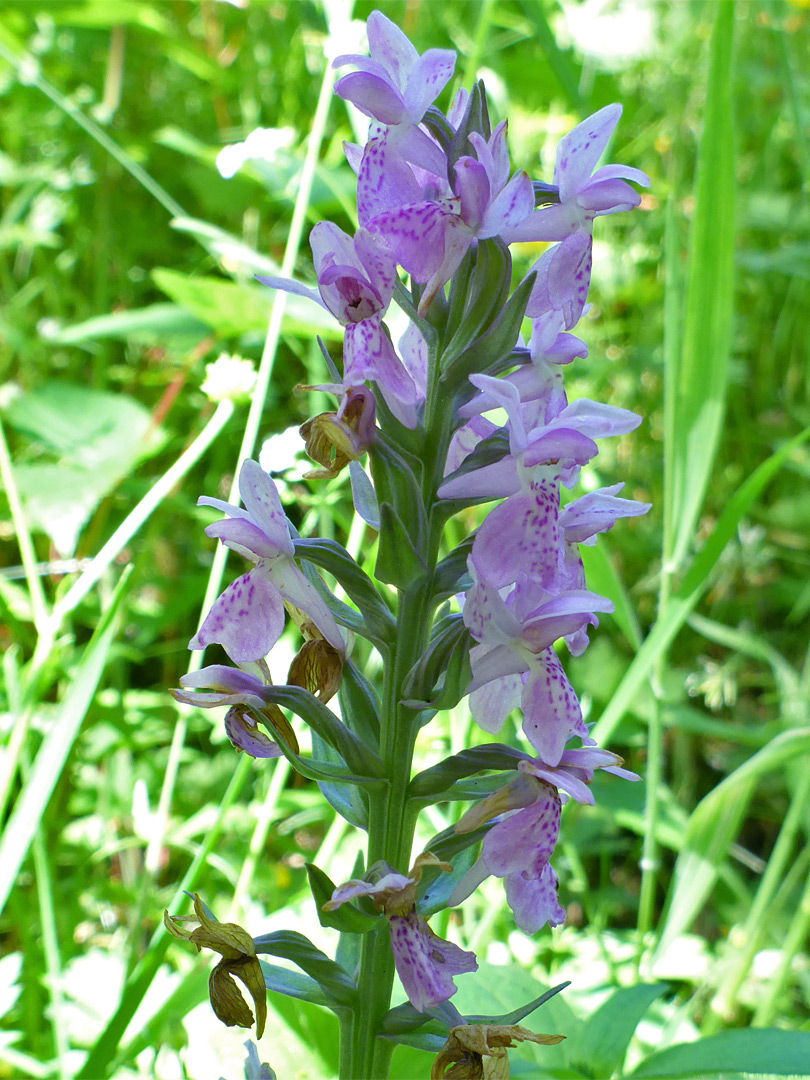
[630,1028,810,1078]
[4,382,165,554]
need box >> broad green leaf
[253,930,355,1007]
[0,567,130,916]
[260,962,332,1008]
[655,727,810,959]
[4,382,164,555]
[410,743,524,798]
[51,302,209,346]
[665,1,736,572]
[630,1028,810,1078]
[570,984,665,1078]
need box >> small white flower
[200,354,257,404]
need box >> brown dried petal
[288,639,343,703]
[209,963,256,1031]
[432,1025,564,1080]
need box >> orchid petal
[505,863,565,933]
[190,566,285,663]
[403,48,456,120]
[238,460,294,555]
[554,103,622,200]
[334,71,407,125]
[389,913,477,1013]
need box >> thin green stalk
[707,768,810,1029]
[0,417,49,632]
[31,829,70,1080]
[461,0,496,87]
[0,39,185,219]
[752,855,810,1026]
[229,757,291,919]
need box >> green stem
[752,853,810,1026]
[707,767,810,1028]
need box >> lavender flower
[362,122,533,314]
[191,459,344,662]
[449,752,639,933]
[333,10,455,176]
[171,664,290,759]
[258,223,421,426]
[504,105,649,327]
[325,854,477,1013]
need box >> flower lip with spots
[190,459,344,662]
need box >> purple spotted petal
[366,10,419,91]
[238,460,294,555]
[403,48,456,119]
[368,200,464,284]
[190,566,285,663]
[357,135,422,225]
[521,650,587,765]
[480,169,534,237]
[482,788,561,876]
[224,707,283,758]
[472,474,561,590]
[389,912,477,1013]
[554,103,622,200]
[505,863,565,933]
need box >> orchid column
[168,11,650,1080]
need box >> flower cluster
[173,8,649,1053]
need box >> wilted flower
[164,894,267,1038]
[431,1022,564,1079]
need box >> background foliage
[1,1,809,1077]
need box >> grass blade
[0,566,131,916]
[654,728,810,961]
[665,0,736,573]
